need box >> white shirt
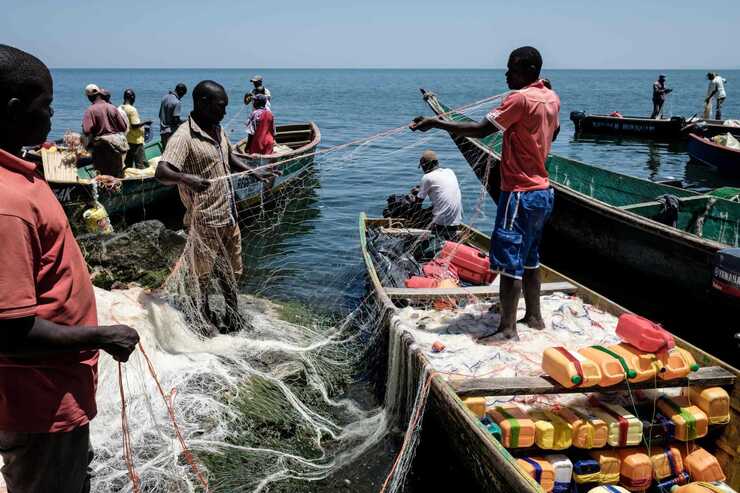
[418,167,463,226]
[707,76,727,100]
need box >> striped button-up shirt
[161,116,236,228]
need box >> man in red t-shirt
[0,44,140,493]
[411,46,560,341]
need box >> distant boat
[687,133,740,176]
[570,111,740,141]
[422,89,740,343]
[231,122,321,207]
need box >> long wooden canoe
[232,122,321,208]
[422,90,740,357]
[360,213,740,492]
[570,112,740,140]
[688,133,740,176]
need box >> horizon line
[49,67,740,71]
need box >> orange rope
[118,362,142,493]
[138,342,210,492]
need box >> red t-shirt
[246,108,276,155]
[0,149,99,433]
[487,80,561,192]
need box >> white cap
[85,84,101,97]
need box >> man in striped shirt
[156,80,274,334]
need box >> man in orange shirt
[0,44,140,493]
[411,46,560,341]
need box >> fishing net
[83,92,511,492]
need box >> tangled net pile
[88,92,509,492]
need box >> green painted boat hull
[423,90,739,354]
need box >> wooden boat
[570,112,687,140]
[46,138,178,218]
[571,112,740,140]
[422,90,740,356]
[232,122,321,207]
[360,213,739,492]
[688,133,740,176]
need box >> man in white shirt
[413,150,463,240]
[705,72,727,120]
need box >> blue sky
[3,0,738,69]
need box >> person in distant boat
[243,75,271,109]
[245,94,276,155]
[159,82,187,148]
[155,80,276,335]
[0,43,139,493]
[119,88,152,168]
[410,46,560,342]
[651,74,672,119]
[82,84,130,177]
[411,150,463,241]
[705,72,727,120]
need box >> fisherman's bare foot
[519,314,546,330]
[476,327,519,343]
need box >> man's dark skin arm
[155,161,211,192]
[131,120,153,129]
[410,116,498,139]
[0,317,139,362]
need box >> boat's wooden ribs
[451,366,735,398]
[384,281,577,300]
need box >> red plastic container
[438,241,497,285]
[422,258,459,280]
[616,313,675,353]
[404,276,438,289]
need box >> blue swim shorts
[490,188,554,280]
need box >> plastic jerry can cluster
[545,454,573,493]
[529,409,574,450]
[438,241,497,285]
[682,446,726,483]
[616,448,652,492]
[542,347,602,388]
[588,399,643,447]
[555,406,608,449]
[516,456,555,492]
[656,395,709,441]
[486,403,536,448]
[684,387,731,425]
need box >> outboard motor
[570,111,586,132]
[712,248,740,298]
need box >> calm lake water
[49,68,740,305]
[49,69,740,490]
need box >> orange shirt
[487,80,560,192]
[0,149,99,433]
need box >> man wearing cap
[412,150,463,242]
[651,74,672,119]
[243,75,271,110]
[245,94,275,155]
[159,83,187,148]
[82,84,129,177]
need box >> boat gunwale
[688,132,740,156]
